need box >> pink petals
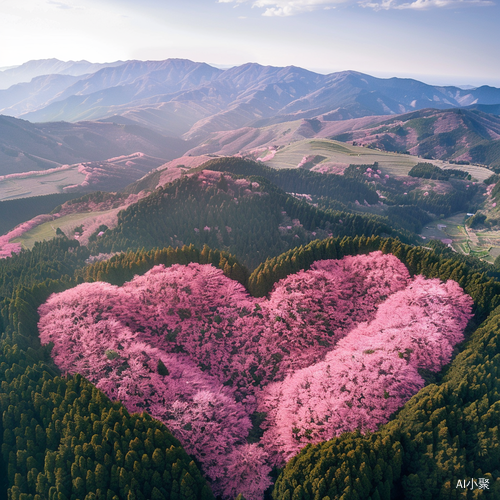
[38,252,473,498]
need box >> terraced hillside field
[421,213,500,263]
[260,139,492,181]
[0,153,166,201]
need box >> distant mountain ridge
[1,59,499,142]
[0,59,125,90]
[327,108,500,169]
[0,115,190,175]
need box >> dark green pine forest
[1,157,499,499]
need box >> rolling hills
[180,108,500,172]
[329,108,500,170]
[1,142,493,262]
[0,115,191,175]
[0,152,167,202]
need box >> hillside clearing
[11,210,115,249]
[262,138,492,180]
[0,167,85,201]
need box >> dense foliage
[200,157,479,219]
[385,181,477,219]
[89,170,411,269]
[38,253,472,498]
[0,352,213,500]
[259,273,472,461]
[199,158,379,206]
[273,299,500,499]
[408,163,468,181]
[0,233,498,498]
[241,238,500,499]
[0,238,89,299]
[384,205,432,234]
[466,212,487,229]
[1,159,499,499]
[0,242,254,500]
[76,245,248,288]
[248,235,500,318]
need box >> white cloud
[0,0,139,65]
[219,0,348,16]
[362,0,493,9]
[219,0,494,14]
[47,1,73,9]
[396,0,494,8]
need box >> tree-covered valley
[1,150,500,498]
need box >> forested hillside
[1,230,500,498]
[90,168,413,269]
[0,240,247,500]
[0,153,499,499]
[196,157,480,221]
[272,242,500,500]
[331,108,500,170]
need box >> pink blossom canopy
[38,252,473,498]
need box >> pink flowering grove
[38,251,473,498]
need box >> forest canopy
[0,160,499,498]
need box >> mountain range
[0,59,125,90]
[1,58,500,142]
[0,115,190,175]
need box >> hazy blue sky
[1,0,499,86]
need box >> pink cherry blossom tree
[37,252,473,498]
[257,276,473,465]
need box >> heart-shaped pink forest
[38,252,473,499]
